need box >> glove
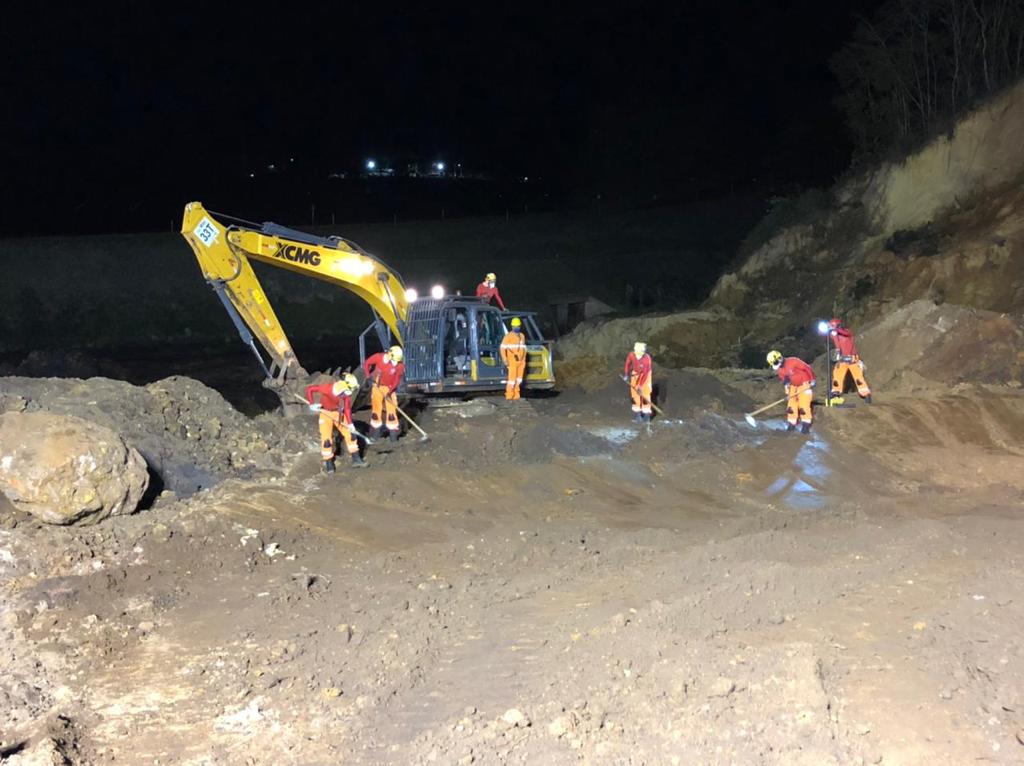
[833,351,841,362]
[622,375,629,383]
[858,360,867,371]
[782,376,791,387]
[308,403,321,413]
[809,380,817,388]
[347,424,358,434]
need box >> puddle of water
[585,426,639,445]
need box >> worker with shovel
[364,345,405,442]
[767,350,816,434]
[306,373,367,472]
[828,317,872,404]
[623,341,654,423]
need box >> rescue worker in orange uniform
[767,350,816,434]
[623,341,653,423]
[475,272,506,310]
[828,317,872,404]
[305,373,366,472]
[363,345,405,442]
[500,317,527,400]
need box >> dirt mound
[0,375,300,499]
[824,301,1024,392]
[554,367,754,420]
[555,307,743,372]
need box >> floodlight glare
[816,320,830,335]
[366,159,377,170]
[404,287,418,302]
[435,161,445,171]
[430,284,445,300]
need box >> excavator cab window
[445,308,471,375]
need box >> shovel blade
[744,414,758,428]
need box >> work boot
[864,395,872,404]
[389,430,399,444]
[323,459,336,474]
[800,422,811,435]
[633,412,643,423]
[786,423,796,432]
[370,426,382,440]
[350,454,366,468]
[642,413,652,424]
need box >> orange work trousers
[504,356,526,400]
[786,385,813,426]
[319,410,358,460]
[832,357,871,399]
[370,384,399,432]
[630,373,652,415]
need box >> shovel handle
[395,403,430,440]
[746,395,790,418]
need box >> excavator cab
[359,296,554,395]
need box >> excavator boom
[180,202,408,380]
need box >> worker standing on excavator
[306,373,366,472]
[828,317,872,404]
[767,350,816,434]
[623,342,653,423]
[364,346,405,442]
[476,272,506,310]
[500,317,527,400]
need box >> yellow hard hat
[633,341,647,356]
[766,350,783,368]
[510,317,522,328]
[388,345,404,362]
[341,372,359,392]
[486,272,496,282]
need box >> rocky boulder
[0,411,149,525]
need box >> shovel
[743,396,789,428]
[396,403,431,443]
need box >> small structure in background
[548,294,613,335]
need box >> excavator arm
[180,202,409,383]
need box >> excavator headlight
[431,285,445,300]
[404,288,419,302]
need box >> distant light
[523,176,529,182]
[249,173,255,178]
[404,287,418,302]
[366,159,377,170]
[290,157,295,162]
[430,284,445,300]
[435,161,445,171]
[816,320,830,335]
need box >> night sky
[2,2,881,235]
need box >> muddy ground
[2,367,1024,765]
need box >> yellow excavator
[180,202,555,406]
